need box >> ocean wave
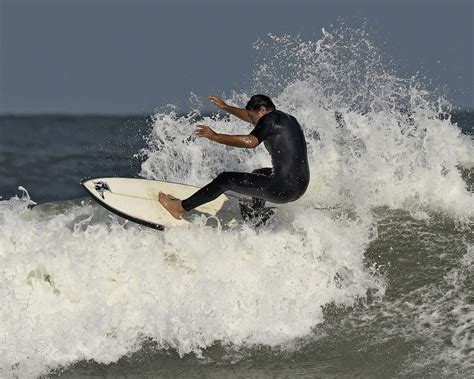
[1,25,473,378]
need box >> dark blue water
[0,115,150,202]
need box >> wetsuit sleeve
[249,115,274,143]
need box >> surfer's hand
[196,124,217,140]
[208,96,227,110]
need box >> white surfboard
[81,177,238,230]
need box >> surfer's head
[246,95,276,125]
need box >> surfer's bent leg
[242,168,272,210]
[181,169,274,211]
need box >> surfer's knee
[214,172,234,187]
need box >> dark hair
[245,94,276,111]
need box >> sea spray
[142,28,473,219]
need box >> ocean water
[1,28,473,378]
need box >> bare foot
[158,192,186,219]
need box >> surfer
[159,94,310,222]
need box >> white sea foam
[0,193,379,378]
[1,27,473,377]
[142,30,473,220]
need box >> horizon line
[0,112,150,118]
[1,108,473,117]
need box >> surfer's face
[247,107,271,125]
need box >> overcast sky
[0,0,472,114]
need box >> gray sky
[0,0,472,114]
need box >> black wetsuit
[181,110,310,212]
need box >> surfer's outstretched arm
[196,125,258,148]
[208,96,252,124]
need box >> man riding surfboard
[159,95,310,223]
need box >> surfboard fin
[239,200,275,228]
